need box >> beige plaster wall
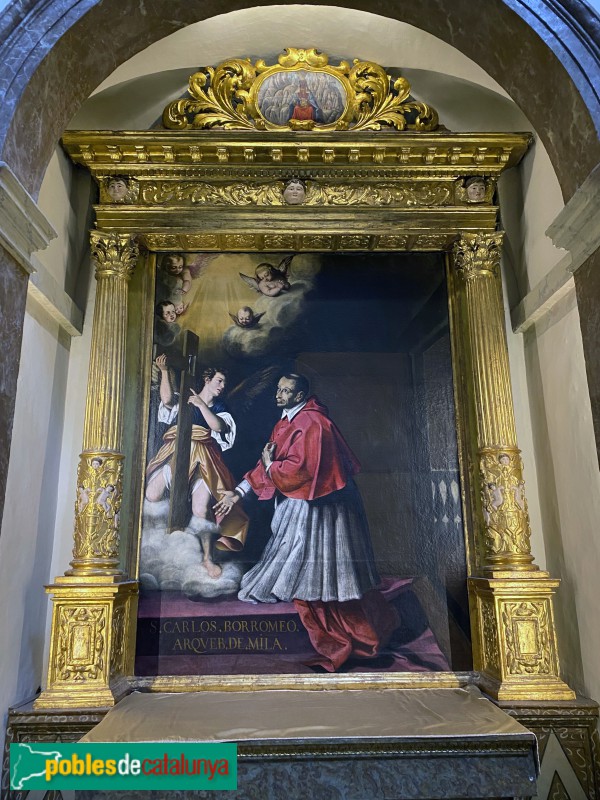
[524,297,600,697]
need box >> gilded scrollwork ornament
[162,48,439,133]
[89,231,139,280]
[139,178,453,207]
[73,453,123,565]
[452,231,503,281]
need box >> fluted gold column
[451,232,574,701]
[35,232,140,710]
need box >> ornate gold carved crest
[163,48,439,133]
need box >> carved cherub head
[465,176,487,203]
[282,178,307,206]
[106,176,129,203]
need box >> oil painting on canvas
[135,251,472,676]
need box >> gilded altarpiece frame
[35,49,574,709]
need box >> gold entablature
[162,48,439,133]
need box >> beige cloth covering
[81,687,531,743]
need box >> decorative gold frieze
[73,452,123,571]
[185,234,219,249]
[162,48,439,133]
[301,234,335,249]
[138,231,462,253]
[134,179,455,207]
[222,233,258,249]
[414,234,452,250]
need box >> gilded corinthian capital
[90,231,139,280]
[452,232,503,281]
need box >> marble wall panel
[574,247,600,468]
[0,244,29,528]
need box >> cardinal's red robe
[242,397,398,671]
[244,396,360,500]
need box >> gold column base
[35,579,138,710]
[470,575,575,702]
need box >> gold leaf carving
[480,449,532,556]
[163,59,256,130]
[339,235,371,249]
[138,180,451,208]
[162,49,439,133]
[73,453,123,562]
[223,234,257,249]
[110,604,126,678]
[141,181,284,206]
[146,234,181,249]
[56,606,106,682]
[349,62,438,132]
[185,234,219,249]
[413,234,452,250]
[264,235,296,249]
[452,232,503,281]
[502,601,552,675]
[301,235,334,249]
[90,232,138,280]
[480,600,500,674]
[376,235,410,249]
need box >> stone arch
[0,0,598,200]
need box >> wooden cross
[167,329,199,533]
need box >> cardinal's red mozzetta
[244,397,361,501]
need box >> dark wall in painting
[136,250,471,675]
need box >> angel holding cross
[144,354,249,579]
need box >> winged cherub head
[239,255,294,297]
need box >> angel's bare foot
[203,557,222,579]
